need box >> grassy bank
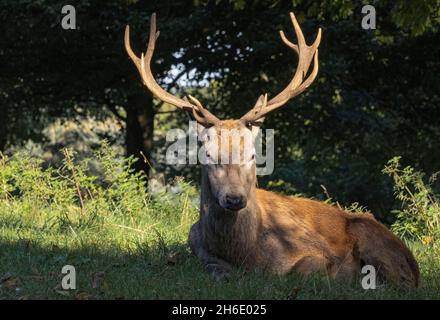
[0,147,439,299]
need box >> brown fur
[188,121,420,288]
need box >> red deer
[125,12,419,288]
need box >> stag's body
[125,12,420,288]
[190,165,419,286]
[187,122,419,287]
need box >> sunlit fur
[189,120,419,287]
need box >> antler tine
[183,96,208,125]
[188,95,221,126]
[256,48,319,113]
[124,25,141,71]
[240,93,268,124]
[290,12,307,45]
[274,13,321,95]
[280,30,299,55]
[241,12,321,124]
[187,95,203,109]
[125,13,220,126]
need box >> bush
[383,157,440,246]
[0,142,199,233]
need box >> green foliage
[392,0,440,36]
[0,143,198,233]
[383,157,440,246]
[0,147,440,299]
[95,142,148,218]
[1,0,439,220]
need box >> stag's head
[125,12,321,211]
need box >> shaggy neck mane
[200,167,261,265]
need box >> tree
[0,0,229,175]
[1,0,439,220]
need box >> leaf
[55,290,71,297]
[75,292,96,300]
[1,272,13,283]
[28,275,45,282]
[166,251,181,266]
[422,236,433,246]
[92,271,105,289]
[287,287,301,300]
[1,277,20,289]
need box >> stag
[125,13,419,287]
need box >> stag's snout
[222,193,247,211]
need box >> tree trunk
[125,92,155,178]
[0,136,5,152]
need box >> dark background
[0,0,439,222]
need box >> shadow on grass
[0,238,210,299]
[1,239,439,300]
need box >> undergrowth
[0,146,439,299]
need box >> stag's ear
[196,121,208,137]
[255,94,266,108]
[248,96,266,139]
[245,117,264,141]
[251,124,261,141]
[186,110,209,139]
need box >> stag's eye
[251,154,255,161]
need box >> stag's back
[255,189,420,287]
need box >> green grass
[1,199,439,300]
[0,147,439,300]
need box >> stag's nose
[224,194,246,210]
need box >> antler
[124,13,221,127]
[241,12,322,124]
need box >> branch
[106,103,126,121]
[156,109,179,114]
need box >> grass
[0,147,439,300]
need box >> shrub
[0,142,199,233]
[383,157,440,246]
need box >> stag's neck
[200,169,261,262]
